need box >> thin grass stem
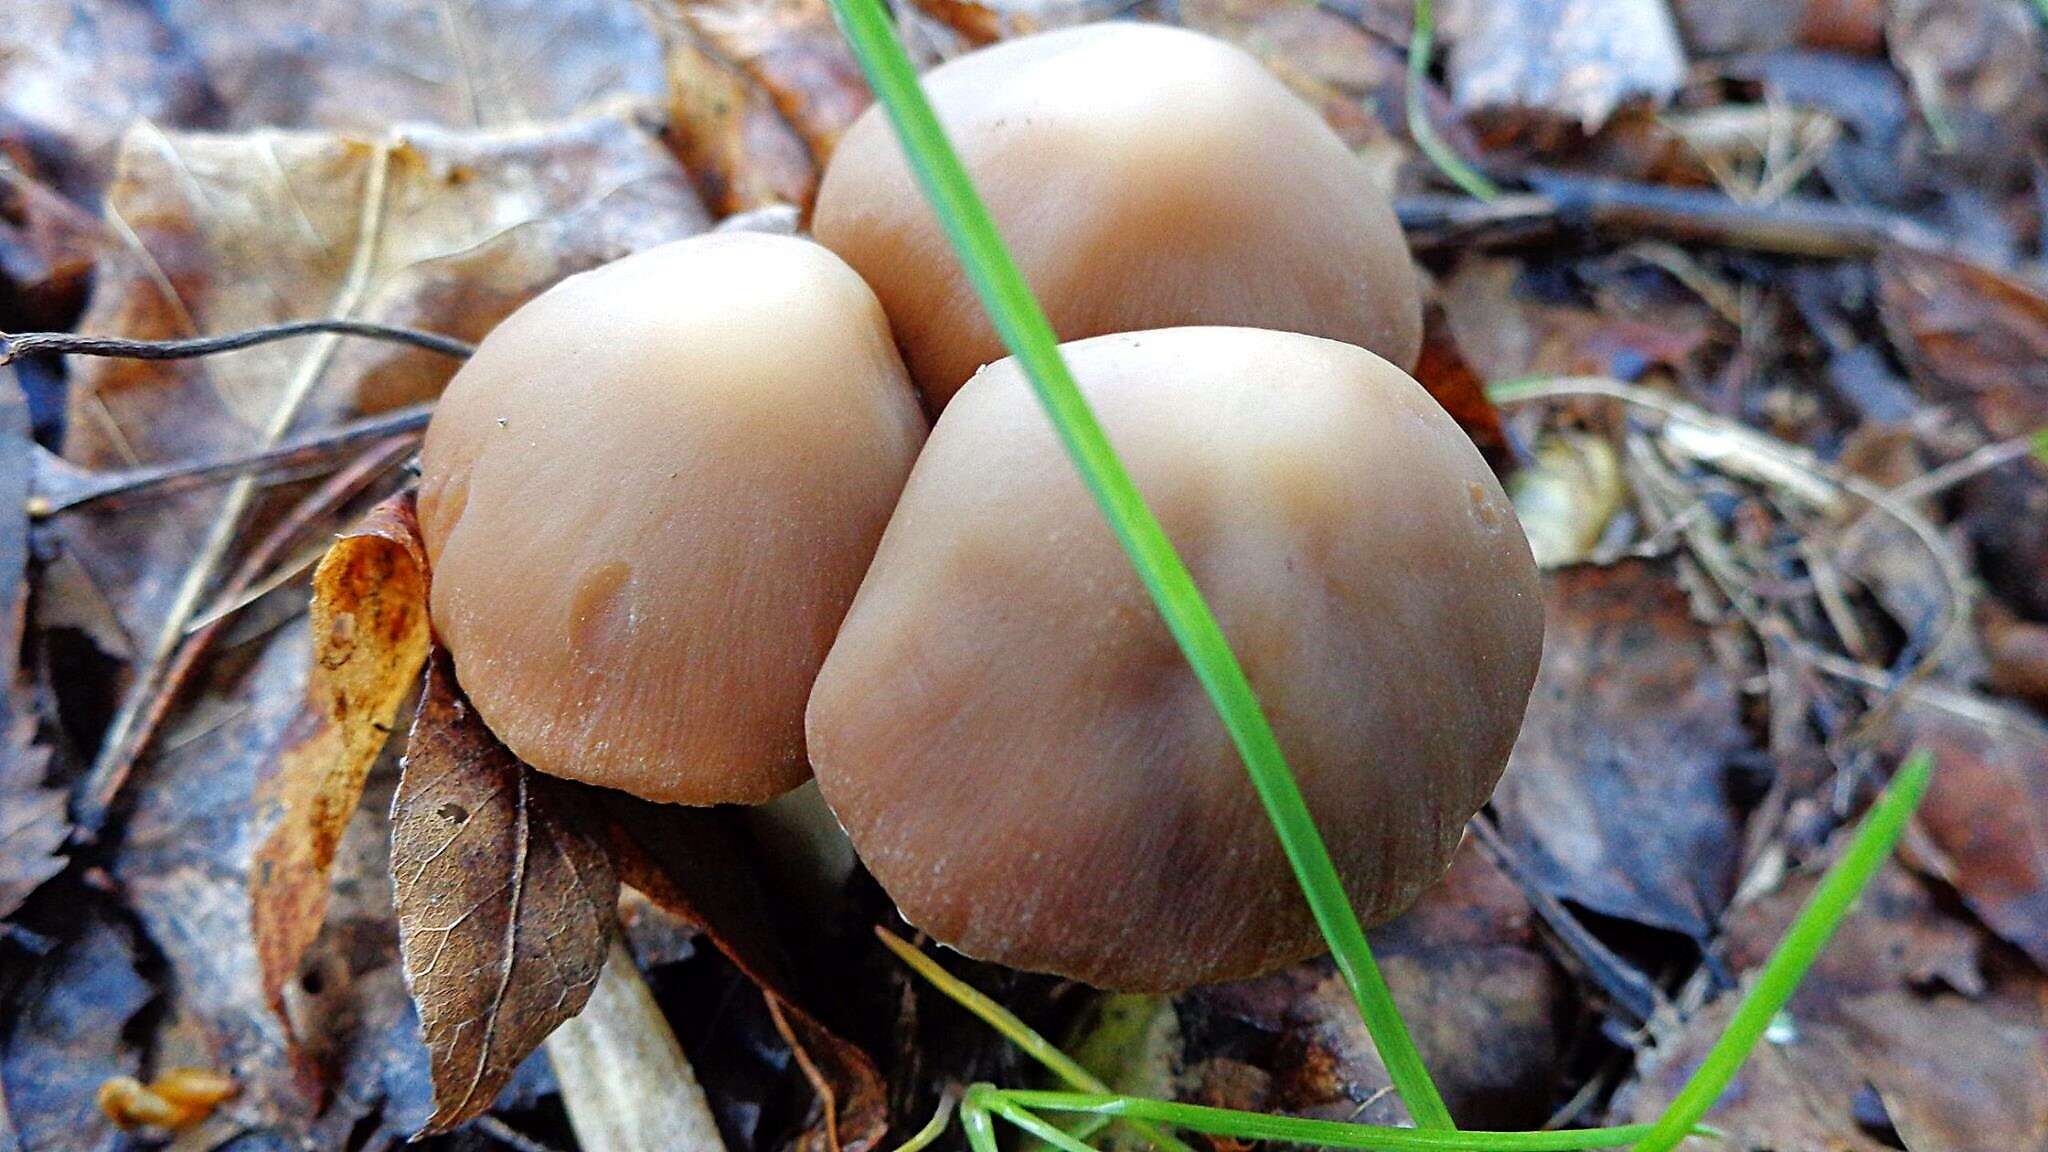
[826,0,1452,1128]
[961,1093,1003,1152]
[876,930,1193,1152]
[1632,751,1934,1151]
[983,1094,1107,1152]
[1406,0,1501,201]
[891,1090,959,1152]
[988,1090,1674,1151]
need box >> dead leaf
[0,0,669,200]
[392,652,618,1133]
[1670,0,1885,55]
[1493,560,1750,940]
[1174,0,1409,151]
[0,373,63,926]
[1886,0,2048,182]
[1881,698,2048,971]
[1412,303,1512,469]
[1440,0,1687,132]
[677,0,872,166]
[646,2,823,213]
[1723,859,1985,1001]
[251,493,430,1023]
[1185,843,1572,1130]
[1877,246,2048,621]
[0,915,154,1152]
[1509,432,1624,568]
[0,164,102,329]
[605,796,890,1152]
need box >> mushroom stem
[546,940,728,1152]
[742,780,859,915]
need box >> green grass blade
[890,1090,958,1152]
[984,1094,1111,1152]
[961,1091,1003,1152]
[1632,751,1934,1152]
[990,1090,1668,1151]
[876,929,1194,1152]
[1406,0,1500,201]
[825,0,1452,1129]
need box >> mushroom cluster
[417,24,1542,991]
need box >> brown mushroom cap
[419,233,927,805]
[805,327,1541,990]
[812,23,1423,413]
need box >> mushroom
[811,23,1422,412]
[418,231,928,805]
[805,327,1543,991]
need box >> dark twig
[70,437,415,835]
[30,401,434,519]
[0,320,475,366]
[1396,175,1945,258]
[1468,815,1667,1024]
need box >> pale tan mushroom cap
[806,327,1541,989]
[419,233,927,805]
[812,23,1423,412]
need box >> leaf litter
[2,0,2046,1149]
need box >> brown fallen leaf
[1184,842,1572,1130]
[251,493,431,1024]
[1412,302,1512,469]
[1670,0,1886,55]
[1876,246,2048,619]
[605,796,891,1152]
[1881,697,2048,971]
[58,112,706,828]
[1885,0,2048,181]
[392,651,619,1133]
[0,163,102,329]
[1722,860,1984,1001]
[0,374,64,926]
[647,2,822,214]
[677,0,873,166]
[1492,559,1751,940]
[0,0,670,201]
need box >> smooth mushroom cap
[812,23,1423,413]
[806,327,1542,990]
[419,233,927,805]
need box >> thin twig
[1,320,475,367]
[29,401,434,519]
[75,142,399,834]
[1886,430,2046,504]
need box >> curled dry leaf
[1508,431,1624,568]
[392,652,619,1133]
[1492,560,1749,940]
[605,796,890,1152]
[1411,304,1512,469]
[645,1,825,214]
[250,493,431,1023]
[676,0,872,165]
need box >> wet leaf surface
[0,914,151,1152]
[392,653,618,1133]
[251,493,431,1023]
[1492,560,1750,940]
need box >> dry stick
[546,939,729,1152]
[1491,377,1973,725]
[1395,175,1944,258]
[29,401,435,519]
[73,142,399,834]
[0,320,476,367]
[105,438,413,822]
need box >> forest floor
[1,1,2045,1150]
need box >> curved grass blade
[990,1090,1676,1151]
[1632,751,1934,1151]
[877,930,1188,1152]
[823,0,1453,1129]
[1406,0,1501,201]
